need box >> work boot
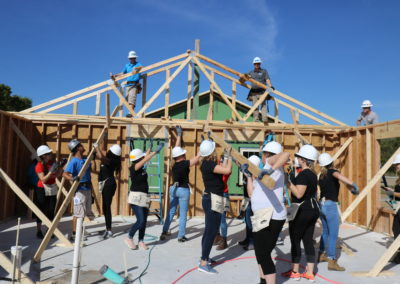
[160,231,171,241]
[216,237,228,250]
[213,233,223,245]
[328,259,345,271]
[319,252,329,262]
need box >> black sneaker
[178,236,188,242]
[126,114,133,118]
[244,243,254,251]
[238,239,248,246]
[160,231,171,241]
[36,230,44,239]
[69,234,75,242]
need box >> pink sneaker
[281,270,300,280]
[124,238,137,250]
[138,241,149,250]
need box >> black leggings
[201,194,222,261]
[254,219,285,275]
[392,211,400,263]
[34,187,56,225]
[289,208,319,263]
[102,179,117,230]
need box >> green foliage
[380,137,400,173]
[0,84,32,111]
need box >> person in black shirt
[382,153,400,263]
[282,145,319,282]
[161,126,201,242]
[317,153,359,271]
[198,139,232,275]
[95,144,122,239]
[125,144,164,250]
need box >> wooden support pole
[366,128,372,225]
[73,100,78,115]
[341,146,400,222]
[106,93,110,129]
[9,119,36,157]
[293,129,310,146]
[0,168,72,247]
[243,90,271,121]
[165,69,170,118]
[192,57,243,121]
[55,153,73,211]
[207,130,276,189]
[186,63,193,120]
[142,74,147,117]
[110,84,136,117]
[95,92,101,116]
[136,57,191,117]
[231,82,236,120]
[332,137,353,160]
[0,251,34,284]
[163,127,172,221]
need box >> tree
[0,84,32,111]
[380,137,400,174]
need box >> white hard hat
[295,144,319,161]
[262,141,282,154]
[37,145,52,157]
[172,146,187,158]
[199,140,216,157]
[318,153,334,167]
[129,148,145,161]
[248,155,261,167]
[110,144,122,156]
[68,139,81,152]
[253,57,262,64]
[128,51,138,58]
[393,154,400,165]
[361,100,373,108]
[294,157,300,167]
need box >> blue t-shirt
[65,157,92,190]
[123,62,142,84]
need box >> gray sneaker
[198,264,218,274]
[102,231,113,239]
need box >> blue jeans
[162,186,190,238]
[243,201,254,244]
[128,204,149,241]
[201,194,222,261]
[319,200,340,259]
[219,192,229,238]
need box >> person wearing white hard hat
[198,138,232,274]
[34,145,64,239]
[161,126,201,242]
[242,143,289,284]
[357,100,378,126]
[125,142,165,250]
[282,144,320,282]
[63,139,95,241]
[93,144,122,239]
[317,153,359,271]
[382,153,400,263]
[245,57,274,122]
[110,51,143,117]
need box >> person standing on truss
[160,126,201,242]
[356,99,379,126]
[244,57,274,123]
[110,50,143,117]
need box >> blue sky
[0,0,399,125]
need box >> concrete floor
[1,215,400,284]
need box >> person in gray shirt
[357,100,379,126]
[245,57,274,122]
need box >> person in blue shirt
[63,139,95,241]
[110,50,143,117]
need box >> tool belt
[210,193,225,214]
[251,207,274,232]
[128,191,150,208]
[43,183,58,196]
[98,178,109,193]
[79,181,92,189]
[127,81,139,86]
[287,201,304,222]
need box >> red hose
[171,256,343,284]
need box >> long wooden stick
[192,57,243,121]
[332,137,353,160]
[368,234,400,276]
[110,84,136,117]
[0,252,34,284]
[55,153,73,211]
[0,168,72,247]
[242,90,271,121]
[196,53,347,126]
[341,146,400,222]
[207,130,276,189]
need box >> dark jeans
[289,207,319,263]
[34,187,56,225]
[244,202,254,244]
[102,179,116,231]
[254,219,285,275]
[392,210,400,263]
[201,194,222,261]
[128,204,149,241]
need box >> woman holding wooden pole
[382,153,400,263]
[317,153,359,271]
[34,145,64,239]
[198,138,232,274]
[282,144,320,282]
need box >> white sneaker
[102,231,113,239]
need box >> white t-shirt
[250,160,287,220]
